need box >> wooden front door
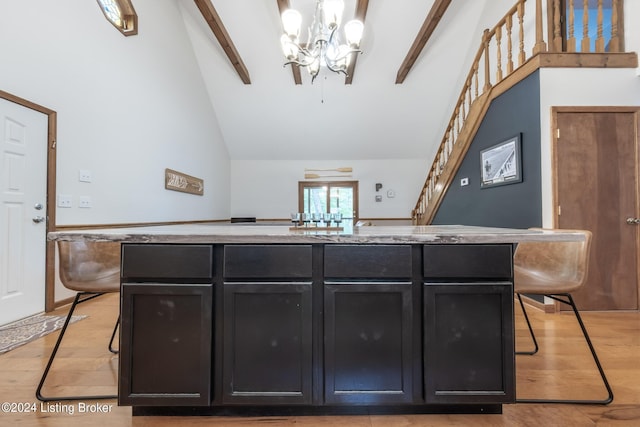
[553,108,639,311]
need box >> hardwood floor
[1,293,639,426]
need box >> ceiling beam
[276,0,303,85]
[395,0,452,84]
[193,0,251,84]
[344,0,369,85]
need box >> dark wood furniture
[118,241,515,415]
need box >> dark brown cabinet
[423,283,514,404]
[221,245,314,404]
[324,282,414,404]
[119,242,515,414]
[119,283,213,406]
[423,244,514,404]
[119,244,214,406]
[222,282,313,404]
[323,244,416,405]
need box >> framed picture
[480,134,522,188]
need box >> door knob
[626,217,640,225]
[32,216,45,224]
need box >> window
[298,181,359,223]
[97,0,138,36]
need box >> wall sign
[165,168,204,195]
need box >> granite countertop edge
[47,224,585,245]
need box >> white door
[0,98,47,325]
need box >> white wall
[0,0,231,226]
[625,0,640,75]
[1,0,232,302]
[539,67,640,227]
[231,159,427,220]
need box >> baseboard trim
[53,295,75,310]
[518,294,557,313]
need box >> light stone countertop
[47,224,585,245]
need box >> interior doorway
[0,90,57,319]
[553,107,639,311]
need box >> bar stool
[36,240,121,402]
[514,229,613,404]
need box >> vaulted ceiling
[175,0,510,160]
[194,0,452,86]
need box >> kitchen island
[48,224,584,416]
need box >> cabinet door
[119,283,213,406]
[222,282,313,404]
[423,283,514,404]
[324,282,414,404]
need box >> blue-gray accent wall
[432,71,542,228]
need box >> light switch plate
[79,169,92,183]
[79,196,92,208]
[57,194,72,208]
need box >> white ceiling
[176,0,511,161]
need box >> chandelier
[280,0,364,83]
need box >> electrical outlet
[460,177,469,186]
[57,194,72,208]
[79,169,92,183]
[79,196,92,208]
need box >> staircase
[411,0,636,225]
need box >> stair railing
[411,0,625,225]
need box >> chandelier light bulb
[344,20,364,48]
[281,9,302,39]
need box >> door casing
[552,106,639,311]
[0,90,57,312]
